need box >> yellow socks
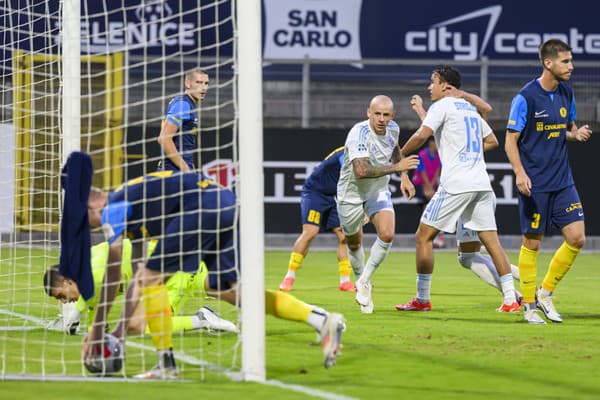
[265,289,311,323]
[142,285,173,350]
[288,252,304,272]
[518,246,538,304]
[338,259,352,282]
[542,242,579,292]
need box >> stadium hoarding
[0,0,232,56]
[263,0,600,61]
[4,0,598,60]
[126,126,598,235]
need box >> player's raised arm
[445,86,493,120]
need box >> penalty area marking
[0,308,357,400]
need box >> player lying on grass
[44,238,238,335]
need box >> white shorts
[455,221,480,244]
[421,188,497,234]
[338,190,394,236]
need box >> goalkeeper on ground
[44,238,237,335]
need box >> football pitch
[2,249,600,399]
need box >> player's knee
[457,252,475,269]
[415,228,432,246]
[378,230,394,243]
[347,242,361,252]
[126,320,145,335]
[567,233,586,249]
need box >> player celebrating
[505,39,592,324]
[336,95,419,314]
[396,66,519,313]
[44,239,237,335]
[279,146,356,292]
[72,163,345,378]
[157,67,208,171]
[401,91,522,310]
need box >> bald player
[336,95,420,314]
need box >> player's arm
[483,131,499,152]
[445,86,493,119]
[157,120,191,172]
[410,95,427,121]
[391,146,416,200]
[504,129,531,197]
[352,154,419,179]
[566,121,592,142]
[83,236,123,358]
[401,124,434,156]
[505,94,532,196]
[108,237,144,339]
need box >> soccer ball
[84,333,124,374]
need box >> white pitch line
[0,308,48,330]
[0,308,357,400]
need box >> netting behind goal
[0,0,262,381]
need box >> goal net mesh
[0,0,242,380]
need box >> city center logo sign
[405,5,502,61]
[263,0,362,60]
[403,4,600,60]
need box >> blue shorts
[300,189,340,232]
[518,185,584,234]
[146,189,239,291]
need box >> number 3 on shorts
[531,212,541,229]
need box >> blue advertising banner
[1,0,232,56]
[264,0,600,61]
[4,1,597,61]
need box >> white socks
[348,245,365,277]
[359,238,392,283]
[416,273,432,302]
[500,273,517,303]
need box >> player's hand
[410,95,425,114]
[515,171,532,197]
[395,155,420,172]
[575,124,592,142]
[444,85,464,99]
[400,175,416,200]
[82,331,101,363]
[424,185,435,199]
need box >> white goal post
[0,0,264,382]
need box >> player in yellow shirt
[44,238,237,335]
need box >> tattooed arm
[352,152,419,179]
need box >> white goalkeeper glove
[46,302,81,335]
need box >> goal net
[0,0,264,381]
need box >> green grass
[2,249,600,399]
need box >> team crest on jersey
[559,107,567,118]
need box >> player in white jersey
[396,66,519,313]
[337,95,420,314]
[406,91,522,304]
